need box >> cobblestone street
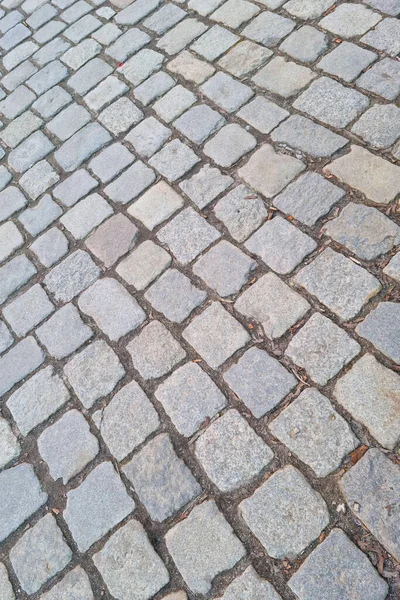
[0,0,400,598]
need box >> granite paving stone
[116,240,171,290]
[125,117,171,158]
[216,567,282,600]
[200,72,254,113]
[356,302,400,363]
[242,11,295,46]
[356,57,400,101]
[40,568,94,600]
[0,563,14,600]
[36,303,93,359]
[0,416,20,469]
[319,4,382,38]
[213,184,267,242]
[174,104,225,144]
[149,139,200,182]
[252,56,317,99]
[134,72,175,107]
[167,50,215,84]
[384,252,400,282]
[145,269,206,323]
[85,214,138,268]
[218,40,272,78]
[104,161,156,204]
[351,103,400,149]
[3,283,54,336]
[190,25,238,61]
[128,180,184,230]
[179,164,232,209]
[317,42,377,83]
[271,115,348,158]
[153,85,196,123]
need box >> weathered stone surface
[0,417,20,469]
[0,563,14,600]
[356,57,400,101]
[214,185,267,242]
[40,567,94,600]
[356,302,400,363]
[319,4,381,37]
[318,41,377,83]
[352,103,400,149]
[238,96,288,134]
[180,164,232,209]
[116,241,171,290]
[64,462,134,552]
[155,362,227,437]
[0,463,47,543]
[200,72,253,113]
[240,466,329,558]
[242,10,295,46]
[0,254,36,306]
[0,337,44,399]
[334,354,400,449]
[280,25,328,62]
[294,248,381,321]
[44,250,100,303]
[93,520,169,600]
[3,283,54,336]
[195,409,273,492]
[128,181,183,230]
[204,124,256,168]
[270,388,358,476]
[341,449,400,561]
[145,269,206,323]
[271,115,348,158]
[288,529,388,600]
[85,214,138,268]
[384,252,400,283]
[218,40,272,77]
[166,501,246,594]
[253,56,316,98]
[216,566,281,600]
[149,139,200,182]
[124,433,201,521]
[36,303,93,359]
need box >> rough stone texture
[214,185,267,242]
[149,139,200,182]
[0,337,44,398]
[124,433,201,521]
[64,462,134,552]
[240,466,329,558]
[271,115,348,158]
[252,56,316,98]
[218,40,272,78]
[179,164,233,209]
[40,567,94,600]
[270,388,358,477]
[318,41,377,83]
[127,320,186,379]
[200,72,253,113]
[285,312,360,386]
[3,283,54,336]
[145,269,206,323]
[216,566,282,600]
[384,252,400,283]
[351,103,400,150]
[183,302,250,368]
[116,241,171,290]
[334,354,400,449]
[204,124,256,168]
[356,302,400,364]
[128,181,184,231]
[155,362,227,437]
[235,272,310,339]
[0,417,20,469]
[237,96,288,134]
[356,57,400,101]
[85,214,138,268]
[341,449,400,562]
[44,250,100,302]
[36,303,93,359]
[64,340,125,408]
[0,563,14,600]
[166,501,246,594]
[294,248,381,321]
[288,529,388,600]
[242,11,295,46]
[279,25,328,62]
[93,521,169,600]
[319,4,382,38]
[174,104,225,145]
[93,380,159,461]
[195,410,273,492]
[38,410,99,483]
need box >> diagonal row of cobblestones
[0,0,399,598]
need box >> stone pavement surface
[0,0,399,598]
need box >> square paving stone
[218,40,272,78]
[190,24,238,61]
[47,103,90,140]
[351,104,400,149]
[356,302,400,364]
[44,250,100,303]
[214,185,267,242]
[245,216,317,275]
[84,75,127,111]
[88,143,134,183]
[334,353,400,449]
[280,25,328,63]
[3,284,54,336]
[317,41,377,83]
[145,269,206,323]
[384,252,400,283]
[119,49,164,85]
[40,567,94,600]
[166,500,246,594]
[149,139,200,182]
[127,320,186,380]
[361,16,400,56]
[53,169,97,208]
[0,337,44,399]
[237,96,288,134]
[174,104,225,145]
[54,122,112,172]
[273,172,345,226]
[204,124,256,168]
[200,72,254,113]
[10,514,71,594]
[252,56,316,98]
[0,187,28,223]
[38,410,98,483]
[188,0,224,15]
[143,3,186,34]
[224,347,296,418]
[218,566,281,600]
[0,416,20,469]
[167,50,215,84]
[8,131,54,173]
[284,0,335,19]
[98,97,144,135]
[153,85,196,123]
[134,72,175,106]
[323,202,400,260]
[364,0,400,14]
[64,462,134,552]
[85,214,138,268]
[128,181,184,231]
[324,145,400,205]
[93,380,159,461]
[156,18,207,55]
[294,248,381,321]
[93,520,169,600]
[105,28,149,63]
[356,57,400,101]
[240,465,329,558]
[183,302,250,368]
[238,144,305,199]
[193,240,256,297]
[180,165,232,209]
[78,277,145,341]
[271,115,348,158]
[0,255,37,307]
[0,463,47,543]
[116,241,171,290]
[293,77,369,128]
[288,528,388,600]
[319,4,382,37]
[270,388,357,477]
[195,409,273,492]
[157,207,220,264]
[341,448,400,562]
[242,11,295,46]
[235,272,310,339]
[7,366,69,435]
[18,193,61,233]
[36,303,93,359]
[104,161,156,205]
[211,0,260,28]
[60,193,113,240]
[285,312,360,386]
[155,362,227,437]
[125,117,171,159]
[64,340,125,408]
[124,433,201,521]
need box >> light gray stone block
[351,103,400,149]
[190,24,238,61]
[280,25,328,62]
[0,417,20,469]
[356,302,400,363]
[125,116,171,158]
[174,104,225,144]
[89,143,134,183]
[47,103,91,140]
[30,228,69,267]
[319,4,382,37]
[0,337,44,398]
[218,40,272,77]
[0,254,36,305]
[217,566,282,600]
[180,164,232,209]
[204,124,256,168]
[200,72,253,112]
[3,284,54,336]
[214,185,267,242]
[149,139,200,182]
[36,303,92,359]
[40,567,94,600]
[242,11,295,46]
[85,213,138,268]
[156,18,207,55]
[54,122,112,172]
[0,563,14,600]
[128,181,184,230]
[145,269,206,323]
[271,115,348,158]
[60,194,113,240]
[116,240,171,290]
[317,42,377,83]
[133,71,175,106]
[0,221,23,264]
[238,96,288,134]
[53,169,97,207]
[104,161,156,204]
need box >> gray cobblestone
[237,96,288,134]
[174,104,225,144]
[351,103,400,149]
[356,302,400,363]
[0,254,37,306]
[0,416,19,468]
[204,124,256,168]
[317,42,377,83]
[356,57,400,101]
[47,103,91,140]
[53,169,97,207]
[201,72,253,112]
[179,164,232,209]
[125,116,171,158]
[191,24,238,61]
[0,563,14,599]
[218,40,272,78]
[54,122,112,171]
[36,303,93,359]
[116,240,171,290]
[214,185,267,242]
[85,213,138,268]
[134,72,175,106]
[242,11,295,46]
[271,115,348,158]
[104,160,156,204]
[40,567,94,600]
[3,283,54,336]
